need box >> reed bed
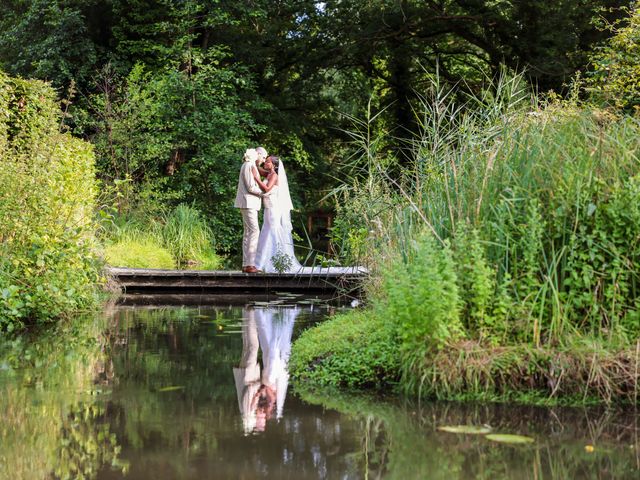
[293,73,640,404]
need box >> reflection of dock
[107,267,366,295]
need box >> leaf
[157,385,184,392]
[437,425,492,435]
[485,434,535,444]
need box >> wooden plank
[106,267,366,294]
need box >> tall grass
[337,73,640,344]
[160,204,216,268]
[102,204,222,270]
[314,72,640,403]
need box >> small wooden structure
[107,267,366,295]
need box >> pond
[0,299,638,479]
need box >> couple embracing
[234,146,301,274]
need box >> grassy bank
[290,74,640,405]
[101,204,223,270]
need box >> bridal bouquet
[271,245,293,273]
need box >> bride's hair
[268,156,280,174]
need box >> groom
[234,147,267,273]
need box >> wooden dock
[107,267,367,295]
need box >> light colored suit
[233,310,261,433]
[234,161,262,267]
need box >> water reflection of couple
[233,307,297,434]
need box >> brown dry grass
[409,340,640,405]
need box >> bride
[252,156,364,274]
[252,155,302,273]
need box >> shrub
[0,72,100,329]
[381,234,463,351]
[587,5,640,111]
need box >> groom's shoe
[242,266,260,273]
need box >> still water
[0,299,638,479]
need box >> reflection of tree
[54,403,127,479]
[0,315,126,479]
[298,388,640,480]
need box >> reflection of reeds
[0,315,125,478]
[298,386,640,480]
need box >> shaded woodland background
[0,0,633,253]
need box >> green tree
[0,0,114,89]
[588,4,640,110]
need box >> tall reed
[334,72,640,347]
[102,204,221,269]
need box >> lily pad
[437,425,492,435]
[485,434,534,444]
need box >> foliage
[294,71,640,405]
[382,234,463,352]
[333,73,640,346]
[101,204,222,270]
[159,204,216,268]
[271,246,294,274]
[0,1,633,261]
[452,225,501,342]
[588,4,640,111]
[0,0,101,88]
[0,71,101,330]
[75,56,262,252]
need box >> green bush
[289,310,400,389]
[587,5,640,111]
[0,72,101,330]
[382,234,463,352]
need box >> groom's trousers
[240,208,259,267]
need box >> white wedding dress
[254,161,366,274]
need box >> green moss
[289,309,400,389]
